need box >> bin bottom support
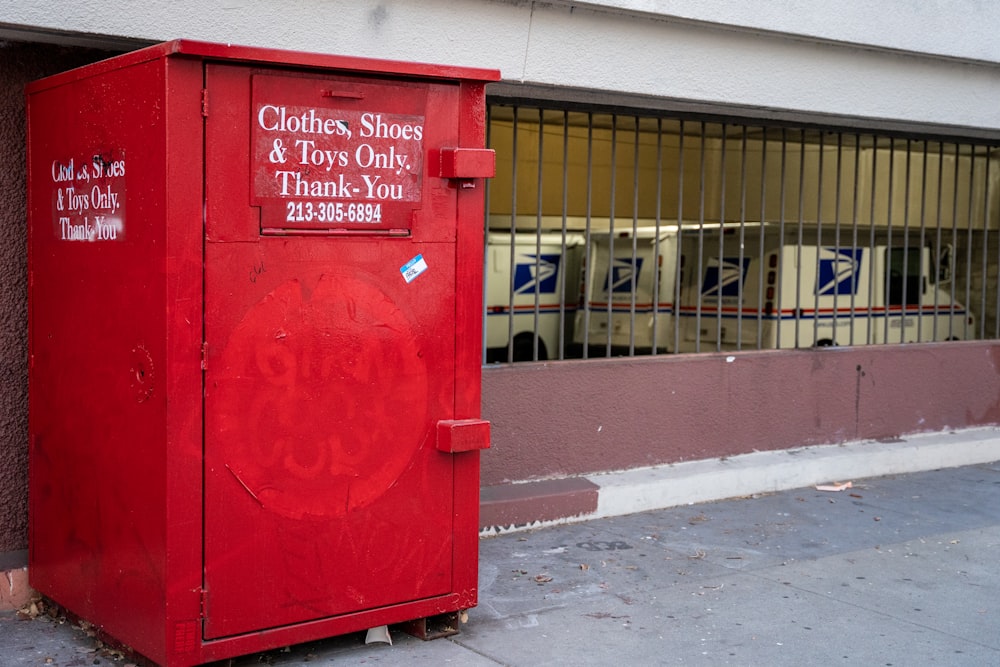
[398,610,462,640]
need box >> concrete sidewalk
[3,461,999,666]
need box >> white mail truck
[572,226,682,355]
[680,225,974,350]
[485,230,584,362]
[575,223,974,353]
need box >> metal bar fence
[483,103,999,364]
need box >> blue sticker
[400,254,428,283]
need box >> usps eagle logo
[603,257,644,294]
[513,253,562,294]
[701,257,751,298]
[815,248,863,296]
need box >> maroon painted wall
[0,43,117,555]
[480,341,1000,486]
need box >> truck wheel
[512,333,547,362]
[816,338,836,347]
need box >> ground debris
[816,481,853,492]
[16,596,45,620]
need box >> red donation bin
[27,40,497,667]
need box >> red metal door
[202,64,462,639]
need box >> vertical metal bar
[756,128,768,350]
[884,139,895,345]
[832,133,842,345]
[737,125,748,351]
[934,142,945,341]
[775,128,788,350]
[606,114,619,358]
[716,123,727,352]
[964,143,975,340]
[533,107,544,361]
[867,139,878,344]
[993,148,1000,340]
[629,115,641,356]
[695,121,707,354]
[674,120,686,355]
[582,112,595,358]
[979,150,990,340]
[813,131,824,347]
[559,110,570,360]
[917,140,929,343]
[795,131,806,349]
[983,146,1000,339]
[652,118,663,355]
[506,107,519,362]
[949,142,961,340]
[901,140,912,340]
[849,134,861,345]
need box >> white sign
[51,153,127,242]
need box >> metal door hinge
[201,89,209,117]
[199,588,208,620]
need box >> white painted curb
[588,427,1000,521]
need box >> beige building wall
[490,117,998,231]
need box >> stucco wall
[558,0,1000,64]
[3,1,1000,132]
[0,42,117,554]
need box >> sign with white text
[251,74,426,232]
[49,152,126,242]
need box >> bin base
[398,610,462,640]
